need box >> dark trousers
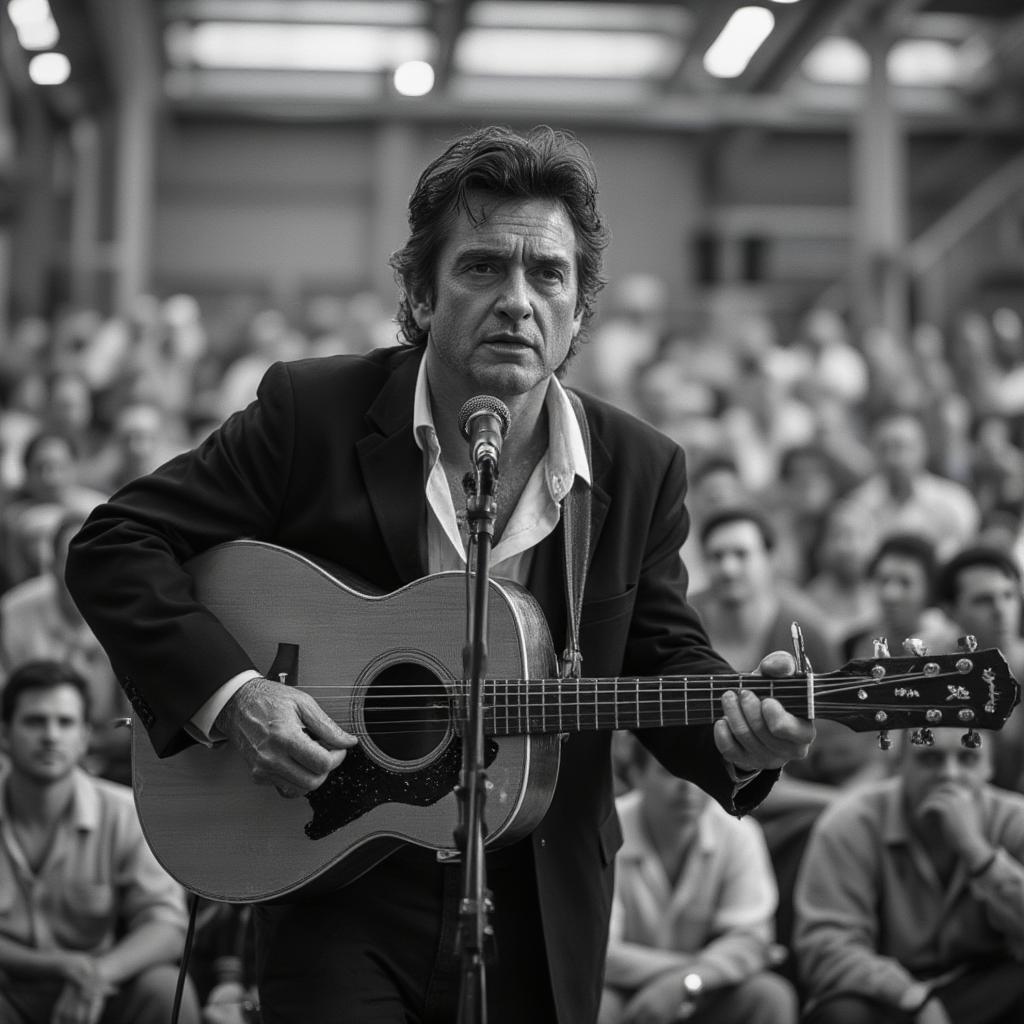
[255,841,558,1023]
[805,960,1024,1024]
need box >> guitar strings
[298,666,1002,736]
[293,669,990,699]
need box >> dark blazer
[65,345,775,1024]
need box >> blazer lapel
[357,349,428,585]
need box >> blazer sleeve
[64,361,298,756]
[623,443,779,814]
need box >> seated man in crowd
[935,543,1024,793]
[793,727,1024,1024]
[689,505,838,674]
[0,513,131,783]
[0,660,200,1023]
[600,739,797,1024]
[843,532,957,661]
[835,409,979,564]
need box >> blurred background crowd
[1,273,1024,1019]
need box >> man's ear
[409,286,434,333]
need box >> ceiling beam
[738,0,879,94]
[158,77,1024,137]
[431,0,471,92]
[661,0,737,95]
[161,0,423,23]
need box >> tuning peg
[961,729,982,749]
[910,728,934,746]
[903,638,926,656]
[878,729,892,751]
[873,637,891,658]
[958,635,978,653]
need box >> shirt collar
[616,789,717,863]
[412,356,591,494]
[0,768,99,833]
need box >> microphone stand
[455,456,498,1024]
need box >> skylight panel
[469,1,689,34]
[455,28,679,79]
[164,21,433,73]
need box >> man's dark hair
[699,505,777,552]
[22,429,78,472]
[1,659,92,724]
[935,543,1022,607]
[867,532,938,596]
[389,124,609,365]
[690,453,741,489]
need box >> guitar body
[131,540,562,902]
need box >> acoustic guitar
[130,540,1021,902]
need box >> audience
[836,410,980,562]
[689,506,838,674]
[1,288,1023,1016]
[0,512,130,782]
[0,660,200,1023]
[0,431,107,588]
[802,507,878,646]
[600,738,797,1024]
[793,728,1024,1024]
[935,545,1024,794]
[843,533,957,661]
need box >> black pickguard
[304,736,499,840]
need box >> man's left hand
[621,970,688,1024]
[714,651,815,772]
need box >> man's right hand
[214,677,358,797]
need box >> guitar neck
[482,674,799,735]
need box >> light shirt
[412,356,590,577]
[0,769,187,955]
[606,788,778,991]
[0,575,125,727]
[794,777,1024,1011]
[189,357,590,741]
[837,472,980,562]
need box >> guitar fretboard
[482,675,786,735]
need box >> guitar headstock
[816,647,1020,738]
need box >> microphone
[458,395,511,469]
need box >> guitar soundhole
[363,662,451,764]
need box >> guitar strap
[562,389,592,680]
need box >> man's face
[703,519,773,606]
[27,438,75,500]
[821,513,872,580]
[413,194,583,407]
[873,416,927,484]
[901,729,991,824]
[1,685,90,785]
[872,553,930,633]
[117,405,163,472]
[48,377,92,432]
[949,564,1022,649]
[638,758,710,830]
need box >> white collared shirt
[412,355,590,579]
